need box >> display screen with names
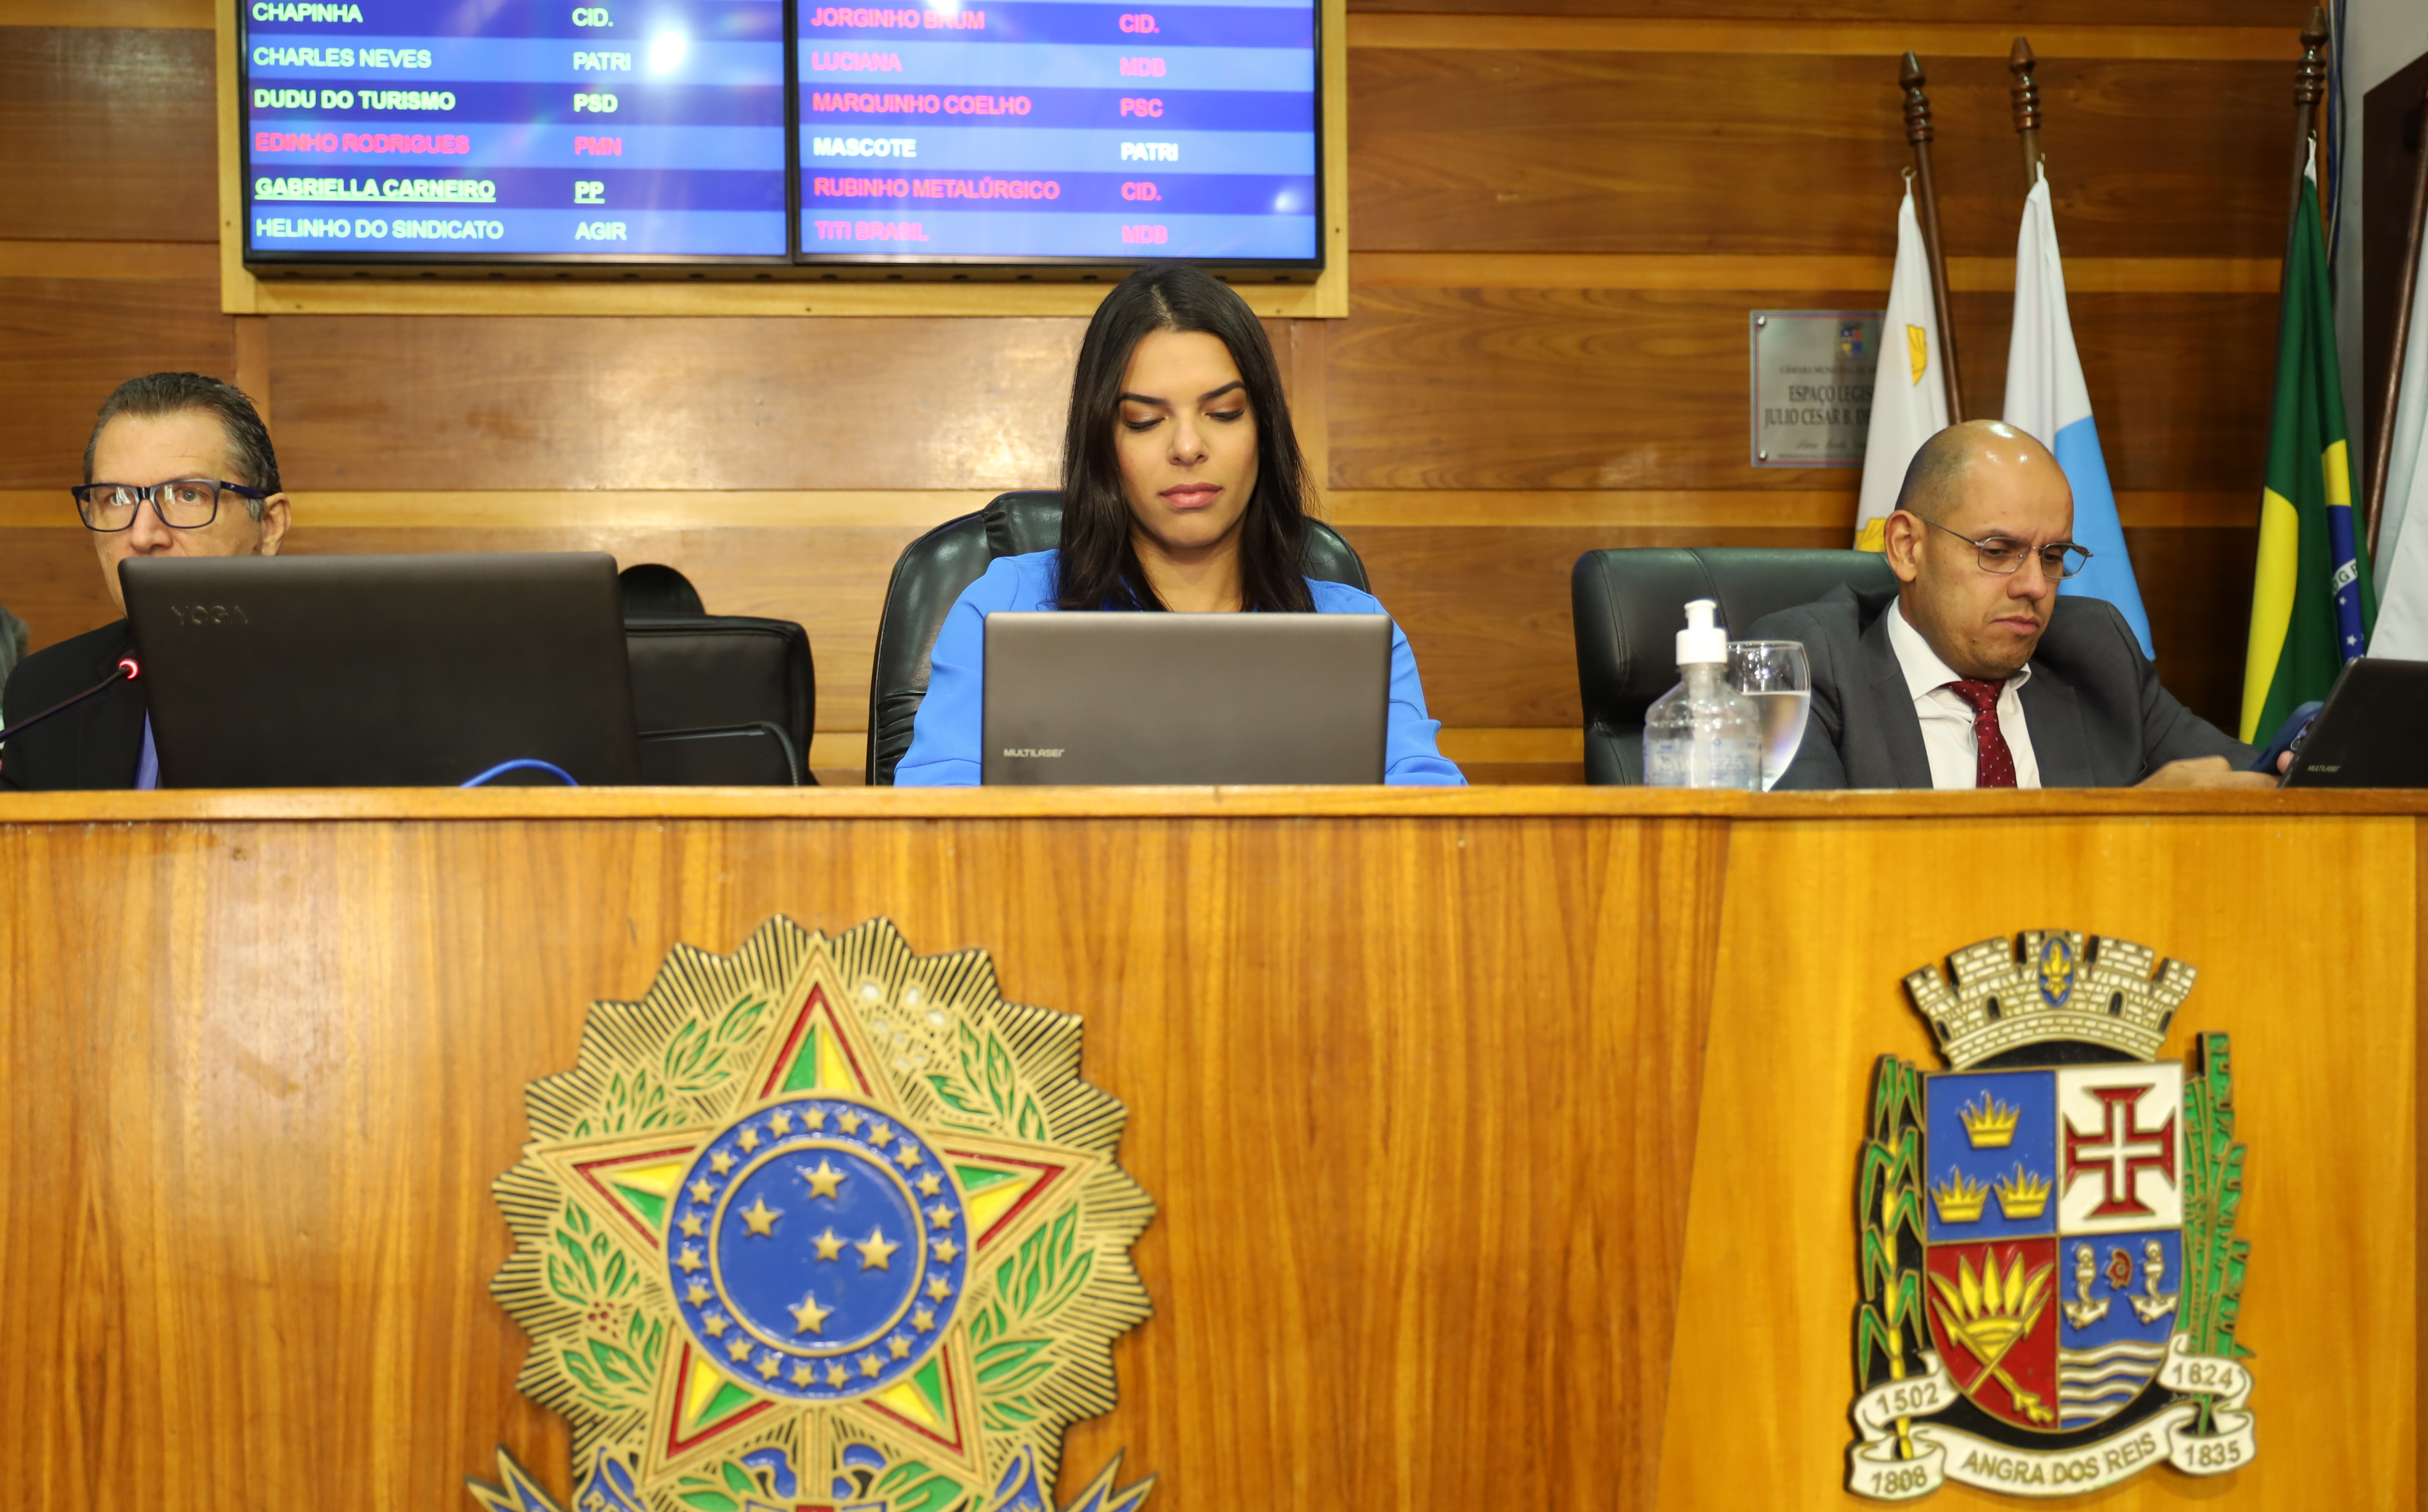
[239,1,1322,267]
[242,1,792,261]
[797,0,1320,264]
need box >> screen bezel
[238,3,794,267]
[235,0,1327,274]
[788,0,1325,273]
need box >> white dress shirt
[1884,602,2042,790]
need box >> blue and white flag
[2003,168,2155,658]
[2368,234,2428,660]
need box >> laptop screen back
[981,612,1391,785]
[2278,657,2428,788]
[124,551,643,787]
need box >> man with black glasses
[0,373,289,789]
[1750,420,2273,790]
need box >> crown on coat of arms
[1930,1167,1988,1223]
[1992,1162,2049,1220]
[1903,930,2195,1069]
[1957,1091,2019,1147]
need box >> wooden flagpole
[1900,51,1964,421]
[2009,38,2044,191]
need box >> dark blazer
[1747,585,2253,789]
[0,619,145,791]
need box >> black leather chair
[1572,546,1898,785]
[619,564,817,786]
[864,490,1371,785]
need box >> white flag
[1855,183,1950,549]
[2003,167,2155,658]
[2368,246,2428,660]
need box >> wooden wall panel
[0,0,214,24]
[268,316,1083,493]
[1328,287,2274,492]
[1947,294,2275,492]
[0,531,111,654]
[0,28,215,243]
[1348,51,2287,258]
[0,278,233,486]
[2123,524,2258,728]
[263,316,1323,495]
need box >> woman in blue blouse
[896,265,1464,786]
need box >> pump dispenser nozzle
[1676,598,1729,667]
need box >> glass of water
[1728,640,1811,791]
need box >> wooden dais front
[0,788,2413,1508]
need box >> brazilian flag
[2240,152,2374,743]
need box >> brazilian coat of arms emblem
[1847,932,2257,1500]
[469,917,1157,1512]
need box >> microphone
[0,655,140,749]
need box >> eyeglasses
[71,479,268,533]
[1924,518,2093,579]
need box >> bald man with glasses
[0,372,289,790]
[1749,420,2273,791]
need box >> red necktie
[1945,679,2017,789]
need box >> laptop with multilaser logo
[2276,657,2428,788]
[980,612,1391,785]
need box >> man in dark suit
[0,373,289,790]
[1749,420,2274,790]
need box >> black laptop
[122,552,643,787]
[981,612,1392,785]
[2278,657,2428,788]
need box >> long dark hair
[1055,265,1315,612]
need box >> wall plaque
[1750,309,1881,467]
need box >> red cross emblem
[2061,1084,2177,1218]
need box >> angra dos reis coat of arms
[1847,932,2256,1501]
[471,917,1157,1512]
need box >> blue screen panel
[799,0,1320,264]
[242,1,792,261]
[236,1,1323,267]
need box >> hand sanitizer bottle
[1642,598,1761,789]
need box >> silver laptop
[123,551,643,787]
[981,612,1391,784]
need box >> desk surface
[2,784,2426,822]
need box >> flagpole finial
[1899,52,1932,146]
[2009,38,2043,190]
[2286,6,2331,227]
[2294,7,2329,109]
